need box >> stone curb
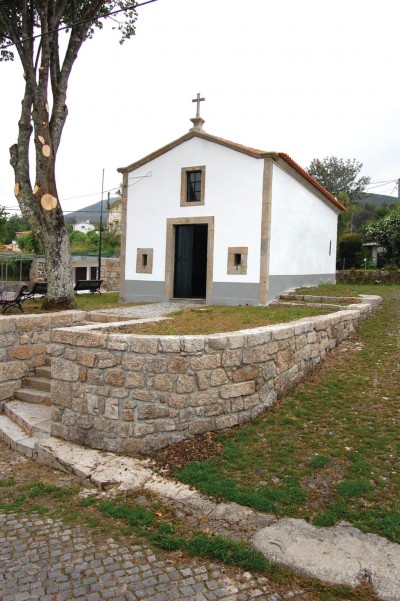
[35,435,400,601]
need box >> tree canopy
[307,157,370,201]
[0,1,138,307]
[364,206,400,266]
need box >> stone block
[51,329,107,348]
[93,385,110,397]
[96,352,117,368]
[196,371,210,390]
[51,380,73,408]
[131,389,159,402]
[76,414,93,430]
[222,349,242,367]
[134,422,155,436]
[276,348,295,372]
[158,337,181,353]
[179,407,196,422]
[220,381,255,399]
[182,337,205,353]
[189,418,214,434]
[0,380,21,400]
[154,373,174,392]
[87,395,104,416]
[189,389,219,406]
[52,357,81,382]
[146,357,167,373]
[0,361,26,382]
[15,315,50,332]
[105,368,125,387]
[226,334,244,349]
[121,353,144,371]
[210,368,229,387]
[137,403,169,420]
[231,397,244,411]
[232,364,259,382]
[215,414,239,430]
[121,438,148,454]
[126,372,146,388]
[0,333,17,347]
[107,336,128,351]
[246,330,271,347]
[243,393,260,409]
[155,418,177,432]
[271,324,296,340]
[176,375,195,393]
[0,319,15,333]
[169,393,187,409]
[191,354,221,371]
[204,403,224,417]
[168,356,188,373]
[128,337,158,354]
[87,369,104,385]
[104,398,120,419]
[149,433,173,451]
[207,336,227,350]
[110,387,129,398]
[122,408,135,421]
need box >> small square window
[136,248,153,274]
[227,247,248,275]
[180,166,206,206]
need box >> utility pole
[98,169,104,280]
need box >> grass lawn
[9,291,132,314]
[173,284,400,544]
[107,304,331,335]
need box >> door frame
[165,216,214,301]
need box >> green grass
[174,284,400,544]
[0,479,379,599]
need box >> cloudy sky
[0,0,399,217]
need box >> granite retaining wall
[0,311,88,402]
[50,295,381,454]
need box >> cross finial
[190,93,206,132]
[192,93,205,118]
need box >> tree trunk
[41,218,75,310]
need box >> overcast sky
[0,0,399,218]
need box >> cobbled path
[94,302,204,320]
[0,512,287,601]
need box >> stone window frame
[136,248,153,274]
[180,165,206,207]
[227,247,248,275]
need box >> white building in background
[73,221,96,233]
[118,102,345,305]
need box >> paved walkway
[0,442,311,601]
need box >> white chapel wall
[268,164,339,277]
[125,137,265,287]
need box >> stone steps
[0,359,52,458]
[4,400,51,439]
[14,387,51,405]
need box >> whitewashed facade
[118,123,344,305]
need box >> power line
[1,0,158,49]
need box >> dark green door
[174,225,207,298]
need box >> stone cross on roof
[190,92,205,132]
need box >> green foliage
[364,206,400,266]
[177,461,306,514]
[16,232,43,254]
[308,455,329,470]
[0,213,27,245]
[68,228,120,254]
[307,157,370,201]
[337,233,363,268]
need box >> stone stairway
[0,360,52,458]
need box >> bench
[73,279,104,294]
[22,281,48,302]
[0,283,28,314]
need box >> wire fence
[0,254,34,292]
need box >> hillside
[65,197,119,224]
[358,192,399,207]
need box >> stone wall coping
[50,295,381,348]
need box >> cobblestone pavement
[94,302,204,319]
[0,511,305,601]
[0,443,313,601]
[96,302,203,319]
